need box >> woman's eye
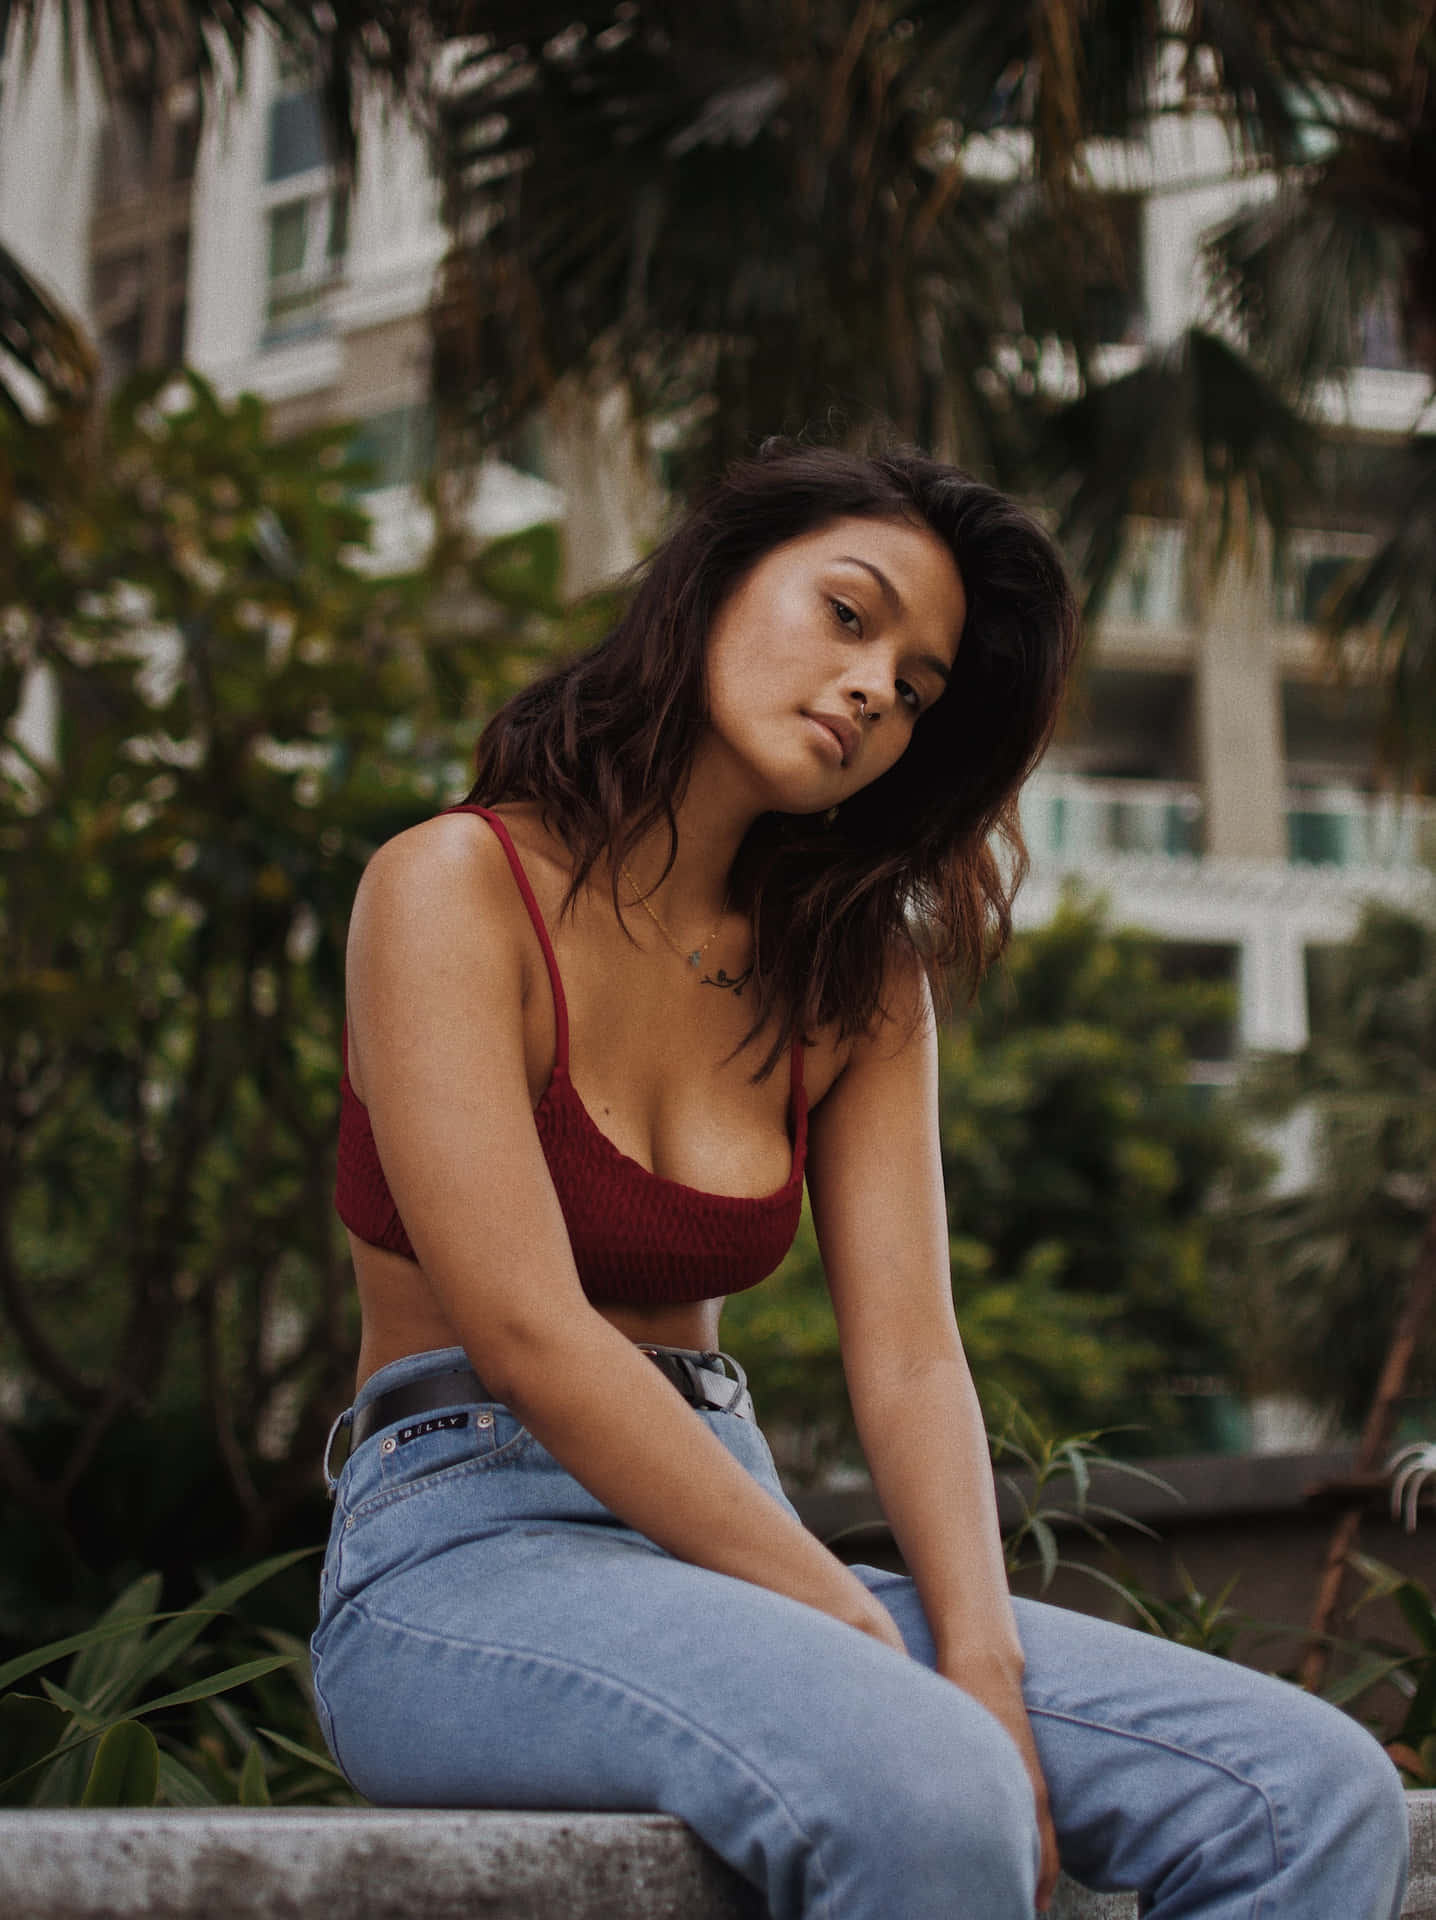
[897,679,922,714]
[831,599,861,633]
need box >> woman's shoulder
[358,802,564,904]
[345,808,559,1099]
[347,805,554,970]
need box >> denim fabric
[311,1348,1409,1920]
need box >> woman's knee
[1293,1694,1408,1860]
[811,1685,1039,1915]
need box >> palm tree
[425,1,1336,492]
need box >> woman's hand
[844,1591,910,1657]
[940,1650,1059,1913]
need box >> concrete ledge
[0,1811,763,1920]
[2,1796,1433,1918]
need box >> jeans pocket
[345,1403,526,1510]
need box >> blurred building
[3,14,1433,1080]
[1006,115,1435,1109]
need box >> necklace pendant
[687,949,703,967]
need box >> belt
[348,1344,752,1452]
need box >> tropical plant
[987,1394,1170,1607]
[428,3,1330,485]
[0,367,576,1605]
[0,1547,355,1807]
[1217,902,1436,1431]
[725,889,1265,1477]
[1210,900,1436,1687]
[1312,1551,1436,1782]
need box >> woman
[312,443,1407,1918]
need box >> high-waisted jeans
[310,1347,1409,1919]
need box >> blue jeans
[310,1348,1408,1919]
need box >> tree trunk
[1301,1197,1436,1691]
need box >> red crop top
[334,805,808,1306]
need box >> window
[1273,541,1369,629]
[348,404,436,492]
[1356,285,1422,373]
[1297,553,1356,628]
[260,69,348,345]
[1102,523,1187,626]
[95,84,201,211]
[264,186,348,341]
[267,90,330,182]
[88,73,199,385]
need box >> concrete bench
[2,1797,1433,1917]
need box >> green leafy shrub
[0,1549,356,1807]
[726,893,1265,1475]
[1322,1552,1436,1783]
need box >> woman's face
[701,513,966,815]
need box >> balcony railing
[1027,776,1436,872]
[1024,775,1204,861]
[1287,790,1436,869]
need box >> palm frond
[1046,326,1319,613]
[0,241,96,419]
[1207,190,1414,398]
[1324,436,1436,779]
[1,1,442,162]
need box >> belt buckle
[639,1346,705,1408]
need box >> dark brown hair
[468,441,1081,1075]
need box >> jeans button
[380,1437,396,1455]
[476,1412,494,1428]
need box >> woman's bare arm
[344,814,903,1649]
[806,956,1059,1905]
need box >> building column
[542,374,664,603]
[1195,547,1286,860]
[1238,918,1309,1053]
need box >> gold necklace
[620,863,725,969]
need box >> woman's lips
[802,711,858,766]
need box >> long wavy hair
[468,441,1081,1076]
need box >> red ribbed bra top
[334,805,808,1307]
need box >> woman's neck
[616,750,763,929]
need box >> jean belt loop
[714,1350,749,1414]
[322,1405,355,1497]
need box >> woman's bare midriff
[351,1237,726,1390]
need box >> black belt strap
[347,1350,750,1456]
[351,1367,485,1448]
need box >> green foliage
[945,893,1262,1444]
[81,1721,159,1807]
[1109,1561,1256,1660]
[0,1549,351,1808]
[1216,902,1436,1427]
[989,1396,1171,1605]
[1315,1553,1436,1781]
[727,891,1264,1472]
[0,370,578,1577]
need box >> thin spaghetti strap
[443,804,569,1072]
